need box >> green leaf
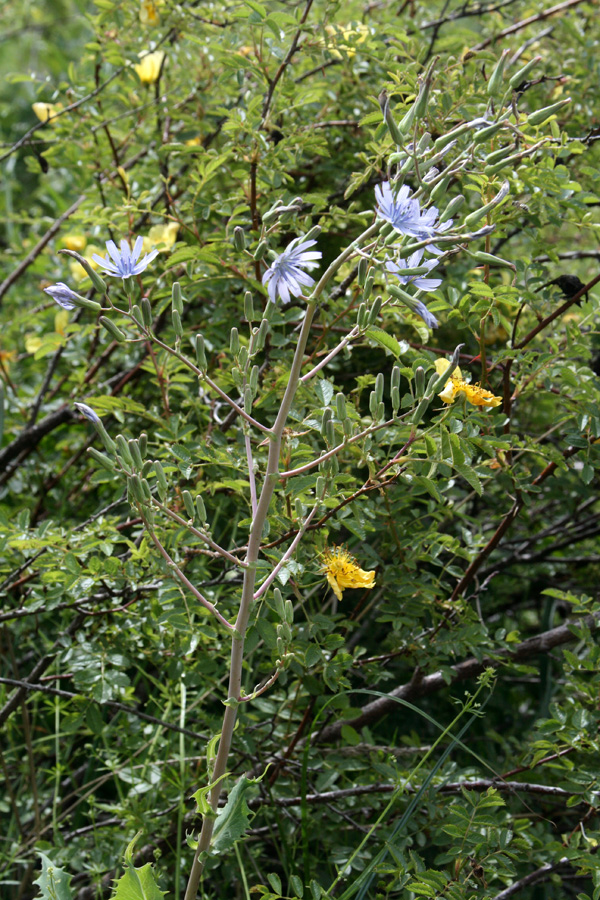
[110,833,167,900]
[365,327,404,358]
[34,854,73,900]
[212,774,265,853]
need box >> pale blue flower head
[92,236,158,279]
[375,181,424,237]
[262,236,322,304]
[385,249,442,292]
[74,402,101,425]
[43,282,79,310]
[416,206,454,256]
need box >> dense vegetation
[1,1,599,899]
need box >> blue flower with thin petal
[412,300,439,329]
[385,249,442,292]
[74,402,101,425]
[375,181,424,237]
[262,236,322,304]
[92,236,159,279]
[43,282,79,310]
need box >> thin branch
[467,0,588,53]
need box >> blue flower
[43,282,79,310]
[262,236,322,304]
[74,402,101,425]
[375,181,424,237]
[92,236,158,279]
[385,249,442,292]
[414,206,454,255]
[412,300,439,329]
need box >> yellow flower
[134,50,166,84]
[62,234,87,252]
[142,222,179,254]
[435,358,502,409]
[185,136,202,146]
[325,23,370,59]
[32,102,61,124]
[0,347,17,367]
[69,246,102,283]
[139,0,161,25]
[321,546,376,601]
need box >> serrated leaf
[454,463,483,495]
[34,853,73,900]
[212,774,265,853]
[110,863,167,900]
[315,379,334,406]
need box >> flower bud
[526,98,571,127]
[440,194,464,224]
[100,316,126,342]
[357,257,368,286]
[249,365,259,395]
[378,88,404,145]
[391,385,400,413]
[132,304,144,326]
[303,224,321,242]
[320,407,332,437]
[463,180,510,229]
[284,599,294,624]
[273,587,285,618]
[230,327,240,355]
[129,439,144,469]
[391,366,400,391]
[172,281,184,313]
[182,490,195,519]
[367,296,383,325]
[154,461,168,497]
[415,366,425,397]
[357,302,368,329]
[254,318,269,351]
[194,334,207,370]
[139,433,148,458]
[430,176,450,204]
[141,298,153,328]
[195,494,207,524]
[487,49,509,95]
[295,497,305,519]
[369,391,378,418]
[172,309,183,337]
[115,434,134,467]
[509,55,541,89]
[470,250,516,270]
[363,273,374,300]
[244,386,253,413]
[244,291,255,322]
[254,240,268,260]
[375,372,384,404]
[343,417,352,437]
[335,393,347,420]
[88,447,116,471]
[59,249,107,294]
[233,226,246,251]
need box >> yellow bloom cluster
[435,359,502,409]
[321,546,376,600]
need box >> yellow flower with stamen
[321,546,376,601]
[134,50,166,84]
[435,358,502,409]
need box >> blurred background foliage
[1,0,600,899]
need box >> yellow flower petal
[143,222,179,253]
[32,102,61,124]
[139,0,161,24]
[435,357,462,380]
[62,234,87,252]
[25,334,42,354]
[54,309,69,336]
[134,50,166,84]
[461,383,502,408]
[321,547,376,599]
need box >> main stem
[184,302,317,900]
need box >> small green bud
[485,144,514,165]
[273,587,285,617]
[132,304,144,325]
[375,372,384,403]
[369,391,378,418]
[415,366,425,397]
[342,417,352,437]
[88,447,115,471]
[194,334,207,370]
[284,599,294,625]
[315,476,326,499]
[233,226,246,251]
[141,460,153,477]
[391,385,400,413]
[335,393,347,420]
[182,490,195,520]
[378,88,404,145]
[115,434,134,467]
[254,239,268,260]
[244,291,255,322]
[430,175,450,204]
[391,366,401,391]
[439,194,464,224]
[128,439,144,469]
[100,316,126,342]
[357,302,368,330]
[140,478,152,502]
[473,122,504,143]
[320,407,332,437]
[294,497,305,519]
[254,318,269,351]
[244,386,253,413]
[463,180,510,229]
[230,327,240,355]
[363,273,374,300]
[487,49,509,95]
[172,281,183,313]
[172,309,183,337]
[128,475,145,504]
[469,250,515,270]
[195,494,207,524]
[357,257,368,286]
[277,636,286,657]
[303,224,321,242]
[238,345,248,369]
[154,461,168,495]
[367,296,383,325]
[139,433,148,458]
[325,417,335,445]
[526,98,571,127]
[231,366,243,387]
[249,365,259,395]
[141,298,153,328]
[509,55,541,89]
